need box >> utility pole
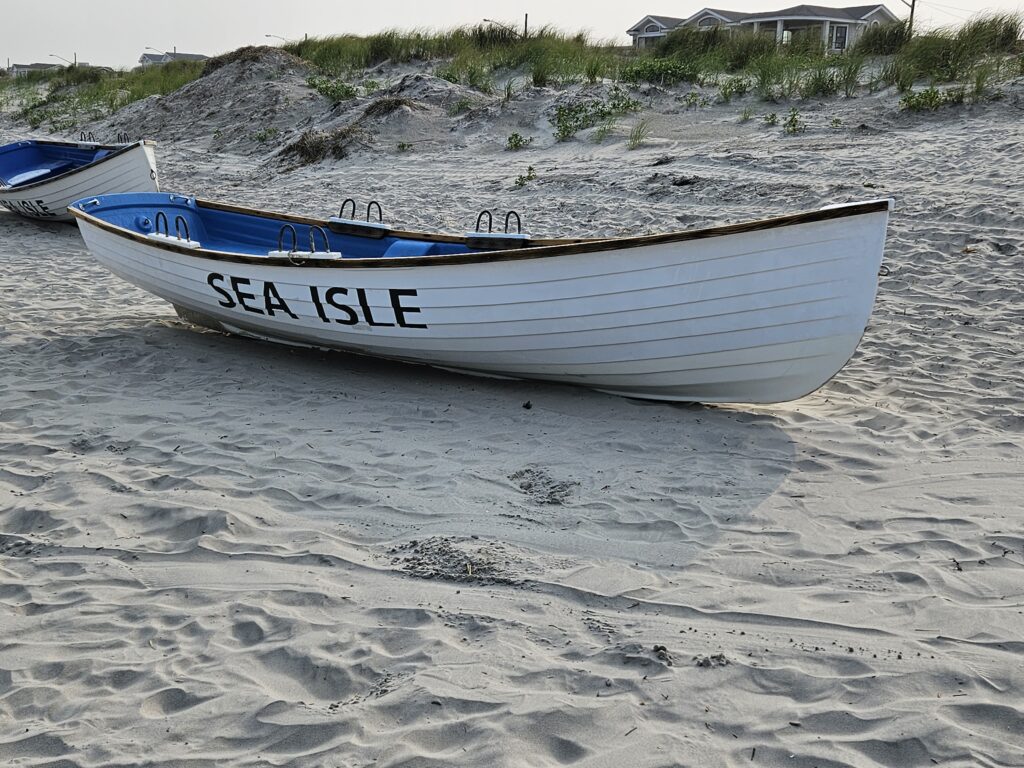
[524,13,528,38]
[899,0,915,36]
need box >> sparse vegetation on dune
[2,13,1019,141]
[282,125,363,164]
[549,86,640,142]
[283,24,618,91]
[1,61,206,130]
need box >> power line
[922,0,984,14]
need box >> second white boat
[0,139,158,222]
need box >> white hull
[74,201,890,402]
[0,143,158,222]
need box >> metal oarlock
[79,131,96,142]
[504,210,522,234]
[338,198,356,219]
[154,211,169,237]
[475,210,493,233]
[327,198,390,239]
[174,216,191,242]
[116,132,132,144]
[278,224,298,253]
[309,225,331,253]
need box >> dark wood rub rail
[69,197,892,269]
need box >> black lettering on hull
[206,273,428,330]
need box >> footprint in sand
[140,688,210,718]
[231,620,266,646]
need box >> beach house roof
[626,15,687,35]
[682,8,748,24]
[628,4,899,45]
[739,4,898,22]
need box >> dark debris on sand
[508,466,579,505]
[389,536,525,586]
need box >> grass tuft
[627,118,653,149]
[283,125,363,164]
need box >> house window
[698,16,720,27]
[831,24,848,50]
[644,24,660,33]
[782,30,793,45]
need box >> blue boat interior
[0,141,114,188]
[75,192,480,259]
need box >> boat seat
[2,160,75,187]
[382,239,438,258]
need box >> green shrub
[253,126,280,142]
[514,165,537,187]
[506,132,533,150]
[307,75,358,102]
[621,57,699,86]
[782,107,805,134]
[899,86,966,111]
[718,75,750,102]
[549,86,640,141]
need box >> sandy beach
[2,48,1023,767]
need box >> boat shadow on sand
[1,315,798,572]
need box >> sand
[1,51,1023,767]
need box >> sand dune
[1,51,1023,767]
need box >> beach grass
[854,20,912,55]
[2,13,1020,134]
[283,24,618,89]
[5,61,206,130]
[627,118,653,149]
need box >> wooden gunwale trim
[0,140,155,193]
[70,199,890,269]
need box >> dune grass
[4,61,206,130]
[274,14,1022,106]
[2,13,1019,135]
[283,24,619,90]
[854,20,912,55]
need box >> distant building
[8,62,62,77]
[138,51,209,66]
[627,4,901,51]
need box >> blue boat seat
[2,160,75,187]
[382,239,439,258]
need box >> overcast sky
[1,0,1016,69]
